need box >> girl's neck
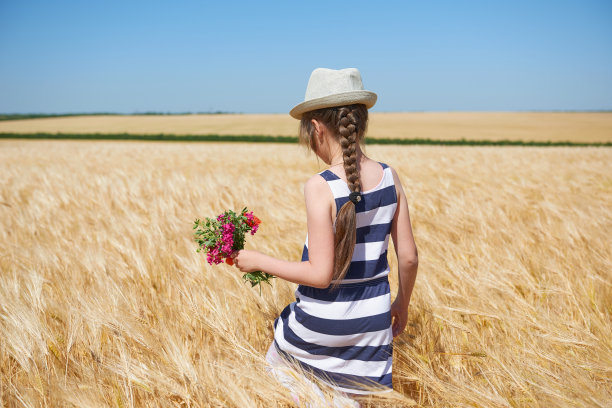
[328,147,364,168]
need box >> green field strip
[0,132,610,147]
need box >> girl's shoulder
[383,163,407,203]
[303,172,333,196]
[303,172,335,216]
[381,162,400,182]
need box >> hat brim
[289,90,377,119]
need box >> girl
[232,68,419,402]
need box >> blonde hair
[298,104,369,287]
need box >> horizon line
[1,109,612,120]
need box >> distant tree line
[0,112,238,121]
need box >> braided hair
[298,104,369,286]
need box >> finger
[230,250,239,258]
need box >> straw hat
[290,68,377,119]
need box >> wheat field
[1,112,611,142]
[0,140,611,407]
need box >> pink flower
[218,223,235,256]
[207,245,224,265]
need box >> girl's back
[273,160,397,394]
[301,160,397,283]
[328,156,386,193]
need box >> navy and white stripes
[273,162,398,394]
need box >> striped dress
[273,161,397,394]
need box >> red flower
[225,257,234,266]
[246,214,262,228]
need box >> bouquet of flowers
[193,208,274,290]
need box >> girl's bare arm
[232,174,335,289]
[390,167,419,309]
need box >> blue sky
[1,0,611,113]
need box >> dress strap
[318,170,348,199]
[318,169,340,182]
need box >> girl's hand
[390,298,408,337]
[230,249,261,273]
